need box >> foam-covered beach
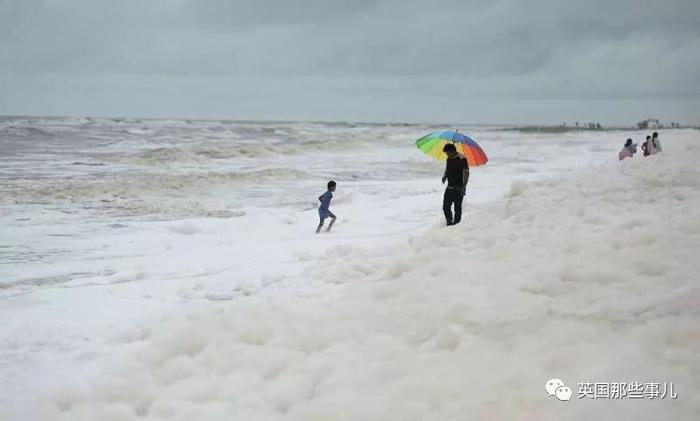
[1,118,698,420]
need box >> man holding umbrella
[441,143,469,226]
[415,129,486,225]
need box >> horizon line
[2,113,695,130]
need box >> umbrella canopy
[415,130,488,166]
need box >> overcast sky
[1,0,698,124]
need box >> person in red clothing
[619,138,637,160]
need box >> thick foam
[29,132,700,420]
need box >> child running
[316,180,337,233]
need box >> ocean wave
[1,117,424,169]
[71,162,106,166]
[0,167,312,210]
[0,125,57,138]
[121,136,397,165]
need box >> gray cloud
[1,0,699,123]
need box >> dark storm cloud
[1,0,699,123]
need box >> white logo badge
[545,378,571,402]
[555,386,572,401]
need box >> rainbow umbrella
[415,130,488,166]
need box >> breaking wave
[0,167,313,210]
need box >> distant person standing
[642,135,651,157]
[441,144,469,226]
[651,132,662,154]
[619,138,637,160]
[316,180,337,233]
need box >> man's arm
[461,159,470,195]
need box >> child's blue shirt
[319,190,333,211]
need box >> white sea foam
[33,133,700,420]
[1,119,698,420]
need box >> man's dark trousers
[443,188,463,225]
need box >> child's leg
[326,214,336,232]
[316,216,325,233]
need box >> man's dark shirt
[444,155,469,187]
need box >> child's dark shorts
[319,209,336,222]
